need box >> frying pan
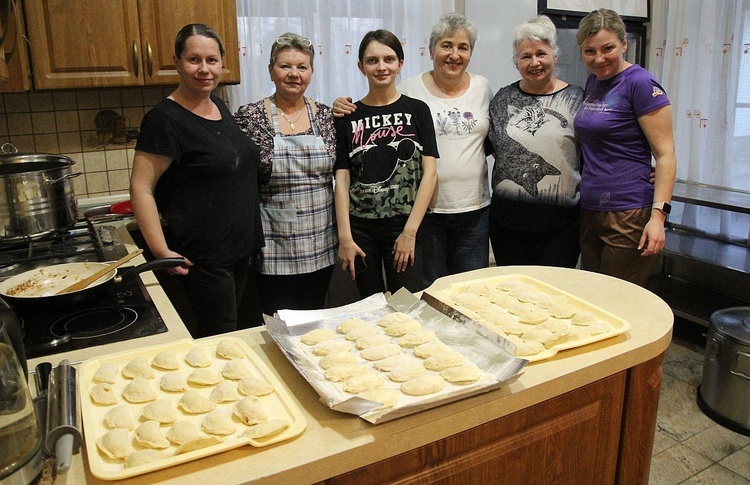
[0,258,184,311]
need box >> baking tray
[266,290,527,424]
[78,336,306,480]
[424,274,632,362]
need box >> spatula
[56,249,143,295]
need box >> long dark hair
[174,23,226,59]
[357,29,404,62]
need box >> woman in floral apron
[235,33,337,315]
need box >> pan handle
[117,258,186,282]
[45,173,82,185]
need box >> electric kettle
[0,306,43,484]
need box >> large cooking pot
[0,144,81,241]
[0,258,185,313]
[697,307,750,436]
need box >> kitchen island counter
[29,230,673,483]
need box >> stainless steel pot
[0,145,81,241]
[697,307,750,436]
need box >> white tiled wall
[0,87,173,198]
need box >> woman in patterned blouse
[234,32,337,315]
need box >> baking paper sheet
[266,289,527,424]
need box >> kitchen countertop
[28,223,674,484]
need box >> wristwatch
[652,201,672,215]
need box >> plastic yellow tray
[426,274,632,362]
[78,336,306,480]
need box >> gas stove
[0,217,168,358]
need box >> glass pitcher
[0,316,43,484]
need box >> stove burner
[50,306,139,340]
[50,244,80,256]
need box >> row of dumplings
[299,313,484,409]
[440,279,613,356]
[87,341,288,469]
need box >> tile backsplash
[0,87,174,199]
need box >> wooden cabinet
[326,354,664,485]
[0,0,32,92]
[22,0,239,89]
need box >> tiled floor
[650,319,750,484]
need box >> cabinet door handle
[147,41,153,78]
[132,40,139,78]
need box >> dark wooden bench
[646,181,750,326]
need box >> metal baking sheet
[266,289,527,424]
[78,337,306,480]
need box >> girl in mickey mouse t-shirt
[334,29,439,298]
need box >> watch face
[662,203,672,214]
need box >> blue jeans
[420,207,490,288]
[349,215,425,297]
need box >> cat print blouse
[488,81,584,207]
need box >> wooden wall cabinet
[0,0,32,92]
[22,0,239,90]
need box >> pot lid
[710,307,750,344]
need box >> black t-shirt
[136,95,263,264]
[334,95,439,219]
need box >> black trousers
[181,256,252,338]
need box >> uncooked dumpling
[103,405,134,430]
[387,362,427,382]
[91,383,118,405]
[201,410,237,436]
[237,376,275,396]
[357,388,398,410]
[383,319,422,337]
[376,312,411,328]
[343,326,379,341]
[300,328,337,346]
[400,374,446,396]
[221,360,251,380]
[184,347,212,368]
[571,311,597,325]
[440,364,481,384]
[216,339,245,359]
[125,449,165,468]
[424,351,466,371]
[336,318,367,334]
[151,351,180,370]
[324,363,366,382]
[549,302,577,319]
[518,308,549,325]
[122,357,155,379]
[318,350,357,369]
[312,339,353,356]
[234,397,267,425]
[355,333,391,350]
[187,368,222,386]
[506,335,545,356]
[93,363,118,384]
[342,372,384,394]
[372,353,412,372]
[240,419,290,440]
[166,421,200,445]
[210,380,240,403]
[97,428,134,460]
[397,329,435,348]
[359,343,402,361]
[175,436,222,455]
[122,377,157,403]
[413,341,451,359]
[160,372,188,392]
[141,399,177,424]
[521,328,557,348]
[178,390,217,414]
[135,420,170,449]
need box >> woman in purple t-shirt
[573,8,676,286]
